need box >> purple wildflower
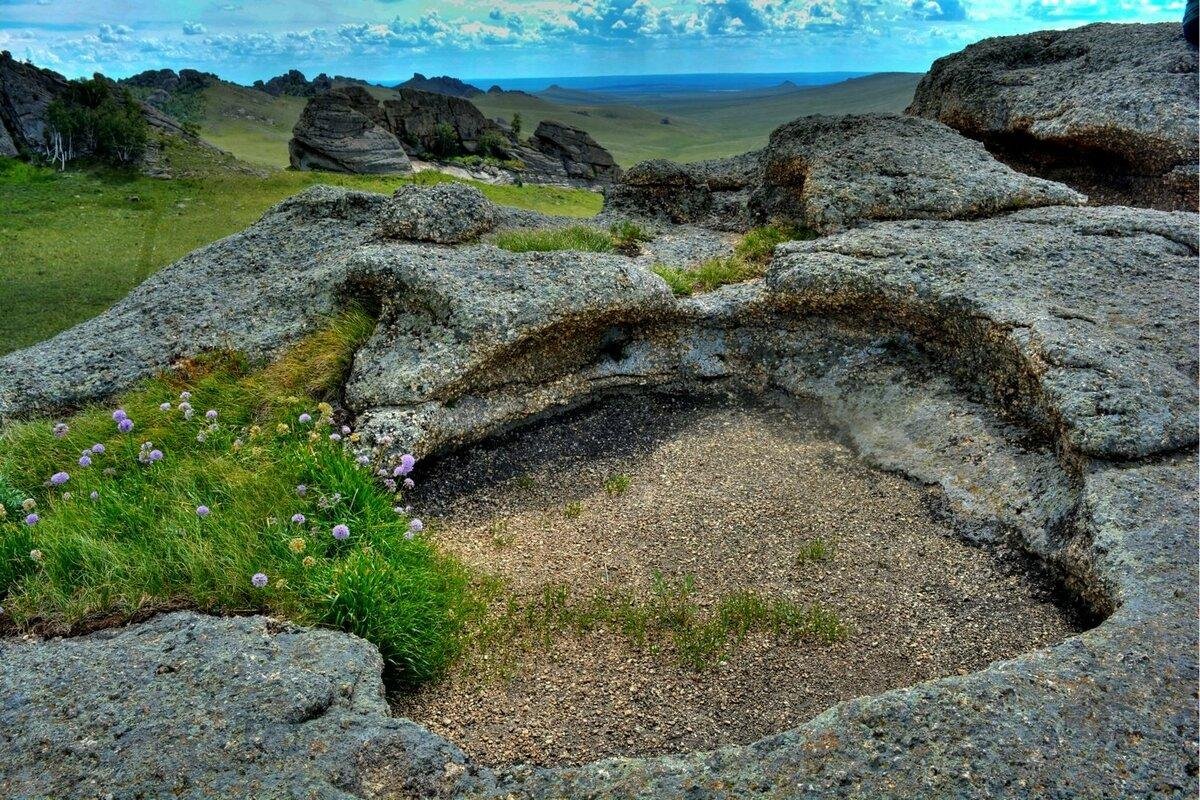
[356,455,370,466]
[340,425,351,435]
[180,391,191,401]
[90,491,99,501]
[251,572,268,588]
[291,513,306,524]
[148,449,164,462]
[408,518,424,533]
[112,409,127,422]
[395,453,417,476]
[332,524,350,540]
[298,413,312,424]
[117,418,134,433]
[53,422,69,438]
[91,443,105,455]
[295,484,307,497]
[329,433,342,442]
[196,505,210,518]
[384,479,397,492]
[50,471,69,486]
[393,506,405,515]
[205,409,218,421]
[78,455,92,468]
[403,478,415,490]
[24,513,38,526]
[160,402,171,411]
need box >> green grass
[478,572,847,671]
[492,221,651,255]
[652,223,816,297]
[603,473,631,496]
[795,537,835,566]
[0,309,478,684]
[0,157,600,356]
[493,224,615,254]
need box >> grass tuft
[492,225,616,254]
[0,308,476,685]
[652,223,817,297]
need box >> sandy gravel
[394,390,1084,768]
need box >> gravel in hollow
[394,390,1086,768]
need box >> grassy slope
[0,158,600,356]
[197,82,308,168]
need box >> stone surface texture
[906,22,1199,210]
[528,120,623,184]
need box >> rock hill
[396,72,484,98]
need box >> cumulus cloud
[97,23,131,43]
[182,21,206,35]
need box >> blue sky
[0,0,1184,83]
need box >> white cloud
[182,21,206,35]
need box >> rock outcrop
[605,114,1083,233]
[0,612,478,799]
[289,88,623,186]
[0,182,1196,798]
[396,72,483,98]
[526,120,623,184]
[907,22,1199,210]
[121,68,218,94]
[383,88,510,156]
[0,50,67,157]
[379,183,498,243]
[288,87,412,174]
[253,68,333,97]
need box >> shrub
[46,77,148,169]
[476,130,509,159]
[609,220,652,254]
[0,308,476,685]
[511,112,523,139]
[430,122,459,158]
[493,225,615,254]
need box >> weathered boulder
[907,22,1199,210]
[751,114,1085,233]
[527,120,623,184]
[379,183,498,243]
[0,612,480,798]
[383,88,510,156]
[769,205,1199,459]
[606,114,1083,233]
[604,152,762,230]
[289,87,412,174]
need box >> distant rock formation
[907,22,1198,210]
[396,72,483,98]
[527,120,622,184]
[289,87,622,185]
[605,114,1083,232]
[253,69,333,97]
[383,88,509,156]
[288,86,411,174]
[121,68,218,93]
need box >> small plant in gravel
[0,308,475,685]
[479,572,847,671]
[652,223,817,297]
[563,501,583,519]
[609,220,653,254]
[603,473,631,496]
[795,537,835,565]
